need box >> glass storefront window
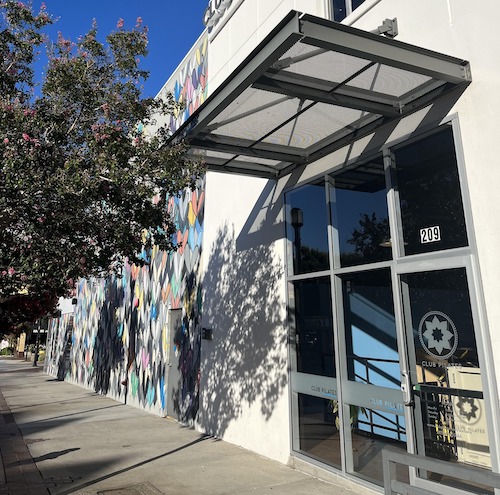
[292,277,335,377]
[288,123,484,489]
[298,394,341,468]
[331,157,391,267]
[285,184,330,275]
[340,269,399,389]
[395,127,468,256]
[348,405,407,484]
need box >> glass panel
[285,184,330,275]
[352,0,366,8]
[332,0,347,22]
[333,0,366,21]
[298,394,341,468]
[348,405,407,485]
[340,269,399,389]
[293,278,335,377]
[340,268,406,485]
[395,127,468,256]
[402,268,492,481]
[331,157,391,268]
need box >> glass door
[400,266,493,493]
[391,124,494,492]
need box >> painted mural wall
[45,32,208,420]
[158,34,208,135]
[45,182,205,420]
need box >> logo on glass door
[453,397,481,425]
[418,311,458,360]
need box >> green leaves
[0,2,203,329]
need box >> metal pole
[33,327,40,366]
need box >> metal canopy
[173,11,471,179]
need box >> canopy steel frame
[171,11,471,179]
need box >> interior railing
[382,448,500,495]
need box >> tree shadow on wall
[198,224,288,437]
[92,279,125,395]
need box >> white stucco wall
[208,0,328,93]
[199,171,290,462]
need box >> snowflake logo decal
[418,311,458,360]
[454,397,481,425]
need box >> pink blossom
[8,267,15,276]
[136,17,143,25]
[1,271,7,277]
[3,138,9,144]
[116,18,124,29]
[22,133,30,141]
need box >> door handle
[401,371,413,406]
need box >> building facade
[46,1,500,493]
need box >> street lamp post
[291,207,304,273]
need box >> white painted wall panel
[199,171,290,462]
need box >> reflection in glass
[348,405,407,485]
[402,268,490,471]
[331,157,391,267]
[395,127,468,256]
[352,0,366,8]
[332,0,347,21]
[402,268,491,468]
[332,0,366,22]
[404,268,478,368]
[298,394,341,468]
[285,184,330,275]
[341,269,399,389]
[293,278,335,377]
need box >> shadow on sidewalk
[54,434,210,495]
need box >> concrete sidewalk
[0,357,375,495]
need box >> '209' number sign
[420,226,441,244]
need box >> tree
[0,1,204,332]
[344,212,390,265]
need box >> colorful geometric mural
[161,35,208,135]
[45,312,74,381]
[45,180,205,420]
[45,28,209,421]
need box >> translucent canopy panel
[174,11,471,179]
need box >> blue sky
[38,0,209,97]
